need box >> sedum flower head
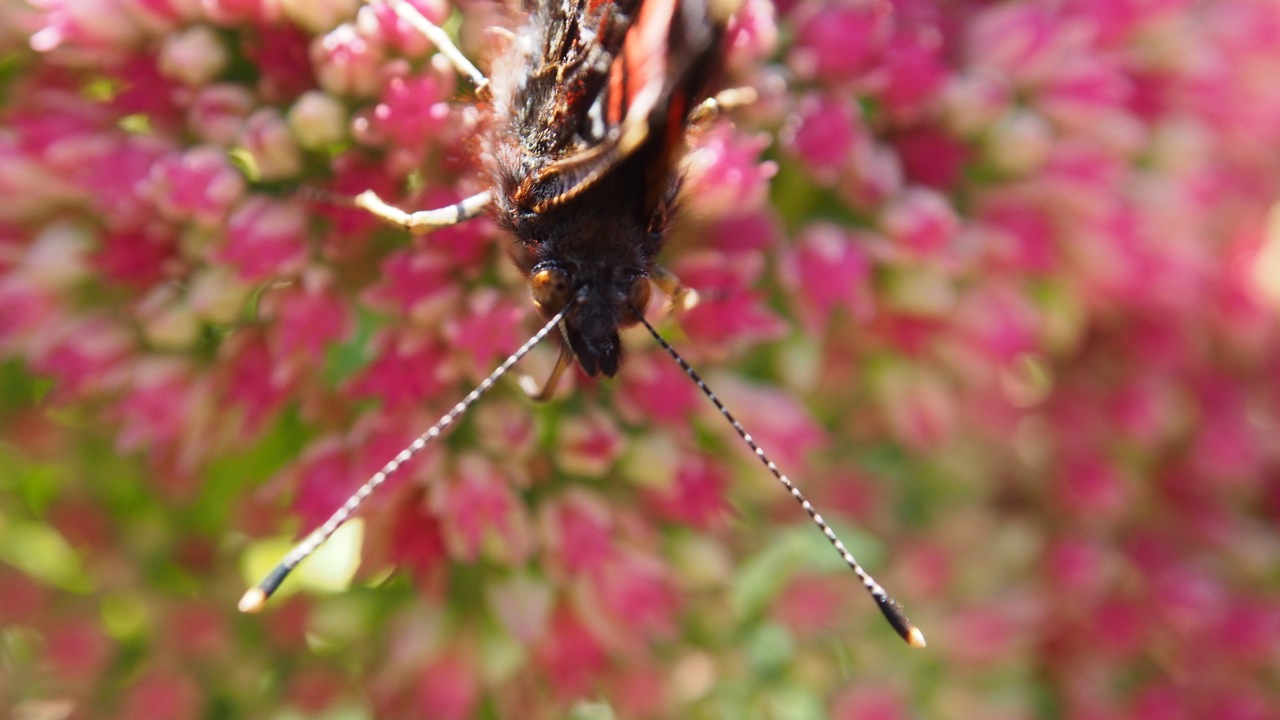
[3,1,1280,719]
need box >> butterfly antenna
[634,314,926,648]
[239,298,577,613]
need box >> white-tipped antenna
[634,315,926,648]
[239,299,577,613]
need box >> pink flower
[953,284,1041,364]
[606,665,669,719]
[770,573,844,637]
[281,0,361,34]
[674,251,786,354]
[376,485,448,590]
[724,0,777,65]
[346,329,448,411]
[838,141,904,209]
[356,0,449,57]
[595,552,680,637]
[92,227,178,288]
[473,398,537,459]
[1087,598,1149,661]
[121,0,197,32]
[110,55,186,130]
[269,276,353,361]
[1055,455,1131,522]
[555,410,624,478]
[832,683,911,720]
[966,5,1077,86]
[943,604,1022,668]
[81,132,174,226]
[782,92,865,184]
[0,566,49,626]
[985,108,1055,175]
[312,22,385,97]
[975,194,1059,273]
[708,211,778,253]
[114,360,201,453]
[877,32,948,120]
[434,454,531,563]
[291,438,362,532]
[43,619,114,685]
[218,196,309,281]
[287,90,348,149]
[789,2,892,82]
[368,69,454,162]
[238,107,303,181]
[873,364,957,451]
[534,606,608,698]
[164,601,231,660]
[157,24,228,85]
[941,70,1010,136]
[415,653,480,720]
[29,315,131,403]
[1044,537,1112,604]
[120,669,203,720]
[889,125,971,190]
[143,146,246,226]
[285,667,350,714]
[781,223,876,332]
[411,188,497,269]
[362,247,462,325]
[641,453,728,529]
[614,350,702,429]
[879,187,960,259]
[1108,377,1177,448]
[682,126,776,218]
[203,0,282,26]
[28,0,143,54]
[444,291,524,377]
[17,222,93,290]
[705,375,826,470]
[1189,376,1265,484]
[1038,55,1133,132]
[541,491,616,577]
[218,331,294,439]
[487,572,553,643]
[0,277,59,345]
[7,1,1280,716]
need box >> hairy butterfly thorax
[482,0,727,376]
[243,0,925,649]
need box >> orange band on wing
[614,0,677,123]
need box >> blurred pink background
[2,0,1278,718]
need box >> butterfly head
[529,263,651,377]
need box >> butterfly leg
[689,87,758,127]
[354,189,492,235]
[651,264,700,314]
[372,0,490,97]
[517,343,574,402]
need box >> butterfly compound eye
[531,266,572,316]
[627,276,651,316]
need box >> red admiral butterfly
[241,0,925,649]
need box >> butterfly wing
[484,0,726,219]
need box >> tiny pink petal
[444,292,524,376]
[556,411,624,478]
[345,330,448,411]
[642,453,727,530]
[219,196,309,282]
[534,606,609,699]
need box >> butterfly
[242,0,925,649]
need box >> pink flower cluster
[2,0,1279,718]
